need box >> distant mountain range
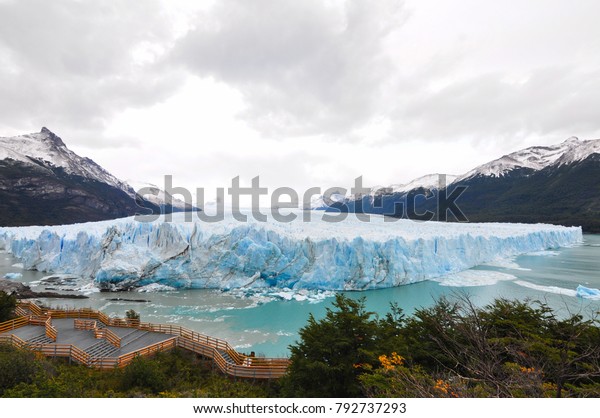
[0,128,193,226]
[316,137,600,232]
[2,128,598,231]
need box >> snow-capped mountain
[0,127,134,196]
[126,180,196,213]
[458,136,600,181]
[311,174,459,210]
[0,128,164,226]
[387,173,459,194]
[318,136,600,232]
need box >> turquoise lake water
[2,234,599,357]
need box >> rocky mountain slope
[0,128,160,226]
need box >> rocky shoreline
[0,278,88,299]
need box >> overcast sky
[1,0,599,202]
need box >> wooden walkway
[0,301,289,379]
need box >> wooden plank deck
[4,324,45,341]
[4,319,175,355]
[0,301,289,379]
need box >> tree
[125,309,140,321]
[282,294,379,397]
[0,344,39,395]
[0,291,17,323]
[287,294,600,398]
[121,356,167,394]
[522,309,600,398]
[396,296,600,397]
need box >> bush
[0,344,39,396]
[125,309,140,320]
[282,294,380,397]
[120,356,168,394]
[0,291,17,322]
[285,295,600,398]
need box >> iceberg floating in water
[3,272,23,280]
[514,280,578,297]
[576,285,600,300]
[436,270,517,287]
[0,211,582,291]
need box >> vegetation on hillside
[282,294,600,398]
[0,347,273,398]
[0,291,17,322]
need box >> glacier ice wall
[0,212,583,291]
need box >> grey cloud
[172,0,406,138]
[158,147,347,199]
[65,131,142,150]
[392,67,600,147]
[0,0,183,146]
[0,1,168,77]
[2,0,599,159]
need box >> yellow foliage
[378,352,405,371]
[433,379,459,397]
[434,379,450,394]
[520,366,536,374]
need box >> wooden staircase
[26,334,55,347]
[86,340,119,359]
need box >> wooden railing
[0,333,91,366]
[69,345,91,365]
[0,316,29,334]
[16,301,43,316]
[175,337,289,378]
[27,301,43,316]
[94,327,121,348]
[139,322,231,350]
[34,344,91,365]
[87,337,178,369]
[136,322,289,369]
[44,308,140,328]
[73,319,121,348]
[114,337,178,368]
[28,316,48,326]
[45,317,57,341]
[3,301,290,378]
[14,306,29,317]
[109,317,141,328]
[74,319,97,331]
[0,333,28,349]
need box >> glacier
[0,211,582,291]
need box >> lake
[2,234,599,357]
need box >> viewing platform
[0,301,289,379]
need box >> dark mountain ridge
[322,137,600,232]
[0,128,163,226]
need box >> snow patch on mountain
[0,128,133,195]
[126,180,193,212]
[309,192,350,210]
[367,174,459,197]
[310,174,458,209]
[458,137,600,181]
[388,173,459,193]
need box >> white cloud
[171,0,406,138]
[1,0,600,200]
[0,0,183,137]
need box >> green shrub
[0,344,39,395]
[0,291,17,322]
